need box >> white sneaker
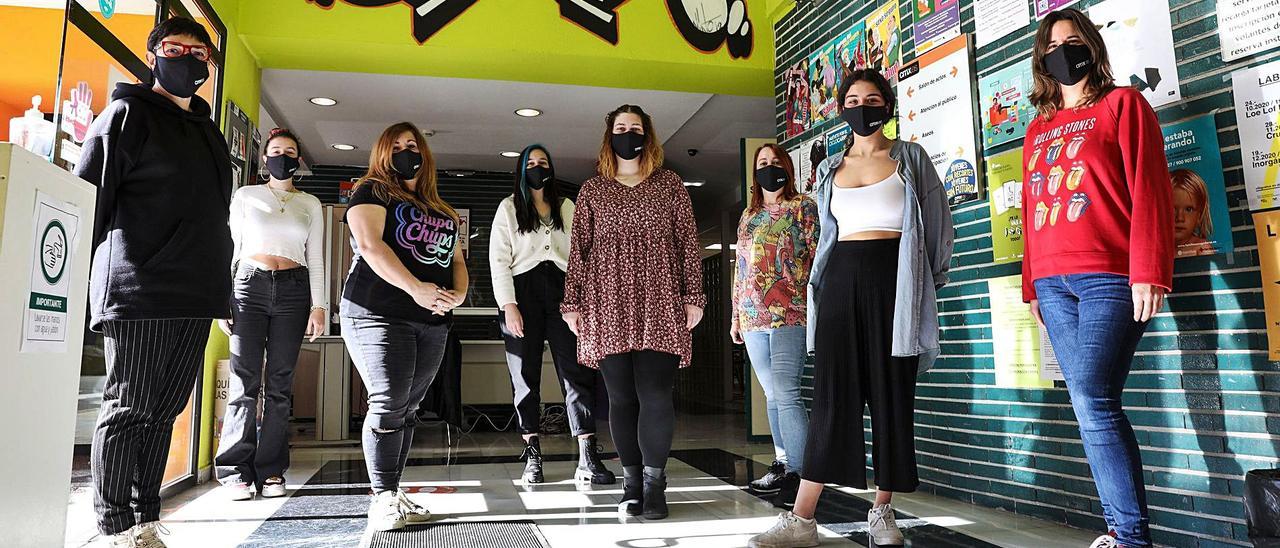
[396,489,432,524]
[1089,534,1119,548]
[868,504,904,546]
[224,481,253,501]
[134,522,169,548]
[748,512,820,548]
[367,490,407,532]
[101,530,139,548]
[261,477,287,498]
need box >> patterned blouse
[732,197,820,332]
[562,168,706,368]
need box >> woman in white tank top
[216,129,326,501]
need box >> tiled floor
[65,412,1101,548]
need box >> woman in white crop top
[489,144,615,486]
[216,128,326,501]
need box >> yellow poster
[1253,210,1280,360]
[989,275,1055,388]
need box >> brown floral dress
[561,168,706,368]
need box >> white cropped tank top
[830,172,906,238]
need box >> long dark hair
[513,143,565,233]
[1030,8,1116,120]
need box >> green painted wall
[775,1,1280,546]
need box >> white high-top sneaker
[748,511,821,548]
[868,504,904,545]
[100,529,139,548]
[367,490,408,532]
[396,489,432,524]
[134,522,169,548]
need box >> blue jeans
[1034,274,1151,547]
[742,325,810,474]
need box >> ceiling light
[309,97,338,106]
[683,180,706,187]
[705,243,737,250]
[500,151,520,158]
[332,144,356,151]
[514,108,543,117]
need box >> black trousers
[500,261,600,437]
[599,350,680,468]
[803,239,920,492]
[92,319,211,535]
[216,265,311,487]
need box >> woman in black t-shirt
[340,122,468,532]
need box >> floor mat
[368,521,550,548]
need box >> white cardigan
[488,195,574,308]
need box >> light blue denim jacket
[807,140,955,373]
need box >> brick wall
[774,1,1280,546]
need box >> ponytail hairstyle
[354,122,457,223]
[512,143,565,233]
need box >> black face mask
[266,154,300,181]
[1044,43,1093,86]
[755,165,789,193]
[841,105,891,137]
[610,131,645,161]
[392,149,423,180]
[152,54,209,98]
[524,165,554,190]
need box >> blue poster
[979,59,1036,148]
[1161,114,1233,258]
[825,124,851,158]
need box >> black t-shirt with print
[341,183,458,324]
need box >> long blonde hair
[355,122,457,222]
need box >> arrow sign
[950,66,958,77]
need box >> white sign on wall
[1089,0,1181,108]
[21,191,81,353]
[973,0,1030,49]
[1216,0,1280,61]
[898,35,981,205]
[1231,59,1280,211]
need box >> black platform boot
[574,436,617,485]
[642,466,668,520]
[618,465,644,516]
[520,437,544,484]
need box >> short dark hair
[146,16,213,52]
[264,127,302,154]
[836,68,896,116]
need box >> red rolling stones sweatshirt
[1020,87,1174,302]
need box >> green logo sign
[40,219,67,285]
[100,0,115,18]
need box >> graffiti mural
[666,0,754,59]
[557,0,627,45]
[307,0,478,44]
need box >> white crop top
[830,172,906,238]
[229,185,327,310]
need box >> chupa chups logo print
[395,203,456,267]
[307,0,478,44]
[665,0,754,59]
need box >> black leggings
[599,350,680,468]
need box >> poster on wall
[987,147,1025,265]
[809,44,839,127]
[913,0,961,55]
[22,192,81,354]
[898,35,981,205]
[1161,114,1234,258]
[1034,0,1079,19]
[979,59,1036,148]
[989,275,1056,388]
[974,0,1030,48]
[784,60,811,138]
[834,21,869,74]
[1039,327,1063,381]
[1216,0,1280,61]
[456,208,471,260]
[1230,59,1280,211]
[1089,0,1181,108]
[826,124,851,159]
[795,134,828,195]
[865,1,902,84]
[1254,210,1280,360]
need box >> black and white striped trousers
[92,319,211,535]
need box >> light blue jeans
[743,325,810,474]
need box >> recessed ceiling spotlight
[332,144,356,151]
[683,180,706,187]
[514,108,543,117]
[309,97,338,106]
[500,151,521,158]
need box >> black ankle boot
[619,465,643,516]
[575,436,617,485]
[520,437,544,484]
[642,466,668,520]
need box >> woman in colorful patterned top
[731,143,819,504]
[561,104,705,521]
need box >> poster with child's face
[1161,114,1233,258]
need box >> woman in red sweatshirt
[1021,9,1173,548]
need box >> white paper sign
[1231,59,1280,211]
[1039,326,1063,381]
[1216,0,1280,62]
[22,191,82,353]
[898,35,981,205]
[1089,0,1181,108]
[974,0,1030,49]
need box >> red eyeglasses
[156,40,211,62]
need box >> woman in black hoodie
[75,17,232,548]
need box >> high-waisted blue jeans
[742,325,809,474]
